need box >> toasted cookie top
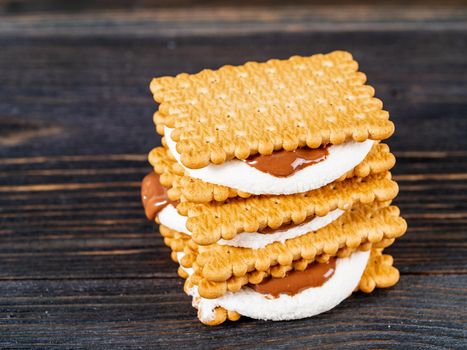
[150,51,393,169]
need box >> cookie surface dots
[151,51,393,169]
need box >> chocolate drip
[141,172,177,220]
[244,146,329,177]
[252,258,336,297]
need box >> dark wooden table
[1,2,466,349]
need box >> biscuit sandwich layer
[164,125,375,195]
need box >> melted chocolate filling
[252,258,336,297]
[141,172,178,220]
[244,146,329,177]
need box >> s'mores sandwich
[142,51,407,325]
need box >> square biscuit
[150,51,393,169]
[177,172,399,245]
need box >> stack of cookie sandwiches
[142,51,407,325]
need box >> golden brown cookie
[178,172,399,245]
[150,51,393,169]
[158,223,190,263]
[358,248,400,293]
[171,203,406,298]
[182,248,400,326]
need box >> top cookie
[150,50,393,169]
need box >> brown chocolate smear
[141,171,176,221]
[244,146,329,177]
[258,215,314,234]
[252,258,336,298]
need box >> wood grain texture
[1,4,467,349]
[2,6,467,38]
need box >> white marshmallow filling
[164,126,374,196]
[179,250,370,322]
[158,204,344,249]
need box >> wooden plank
[1,4,467,37]
[0,276,465,349]
[1,0,466,13]
[0,153,465,279]
[0,3,466,347]
[0,180,465,279]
